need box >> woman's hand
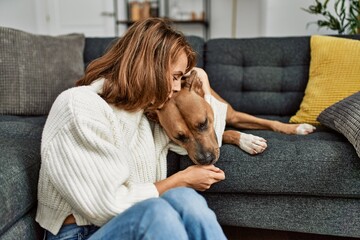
[189,67,212,96]
[179,165,225,191]
[155,165,225,194]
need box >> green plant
[303,0,360,34]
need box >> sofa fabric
[290,35,360,125]
[206,193,360,237]
[1,33,360,239]
[179,129,360,197]
[0,122,43,237]
[84,36,204,69]
[0,27,85,115]
[205,37,310,117]
[318,91,360,158]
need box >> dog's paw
[296,123,316,135]
[238,132,267,155]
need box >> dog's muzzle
[196,151,218,165]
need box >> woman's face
[169,51,188,99]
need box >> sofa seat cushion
[0,121,43,235]
[0,121,44,139]
[0,209,42,240]
[204,193,360,237]
[179,129,360,198]
[0,115,47,126]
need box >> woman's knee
[90,198,187,240]
[144,198,181,225]
[163,187,206,203]
[139,199,188,239]
[107,198,182,227]
[162,187,211,214]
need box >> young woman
[36,18,228,239]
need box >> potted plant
[303,0,360,34]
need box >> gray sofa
[1,29,360,239]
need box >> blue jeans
[45,187,227,240]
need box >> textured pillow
[290,35,360,125]
[317,91,360,158]
[0,27,85,115]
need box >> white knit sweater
[36,79,227,235]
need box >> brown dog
[147,71,315,165]
[154,72,222,165]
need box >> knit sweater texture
[36,79,227,235]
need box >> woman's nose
[173,79,181,92]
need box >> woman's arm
[43,89,159,226]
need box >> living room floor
[222,226,360,240]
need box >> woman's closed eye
[172,74,182,92]
[173,74,182,81]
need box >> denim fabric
[45,187,226,240]
[45,224,98,240]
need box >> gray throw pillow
[317,91,360,158]
[0,27,85,115]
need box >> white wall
[261,0,334,37]
[0,0,337,38]
[0,0,38,33]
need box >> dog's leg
[223,130,267,155]
[210,89,315,135]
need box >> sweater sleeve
[168,94,228,155]
[42,89,159,226]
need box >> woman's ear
[182,70,205,97]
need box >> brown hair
[76,18,197,111]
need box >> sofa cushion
[84,37,117,68]
[290,35,360,125]
[0,209,42,240]
[0,121,44,139]
[0,112,45,223]
[205,37,311,117]
[205,35,360,119]
[186,36,205,68]
[0,115,47,126]
[179,129,360,198]
[0,136,41,235]
[205,193,360,237]
[0,27,85,115]
[317,91,360,158]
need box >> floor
[222,226,360,240]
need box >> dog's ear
[181,70,205,97]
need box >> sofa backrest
[205,36,311,117]
[83,36,205,69]
[205,35,360,118]
[84,37,116,67]
[84,35,360,119]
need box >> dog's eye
[175,133,188,142]
[197,118,208,131]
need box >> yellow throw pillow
[290,35,360,125]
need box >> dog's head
[151,71,220,165]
